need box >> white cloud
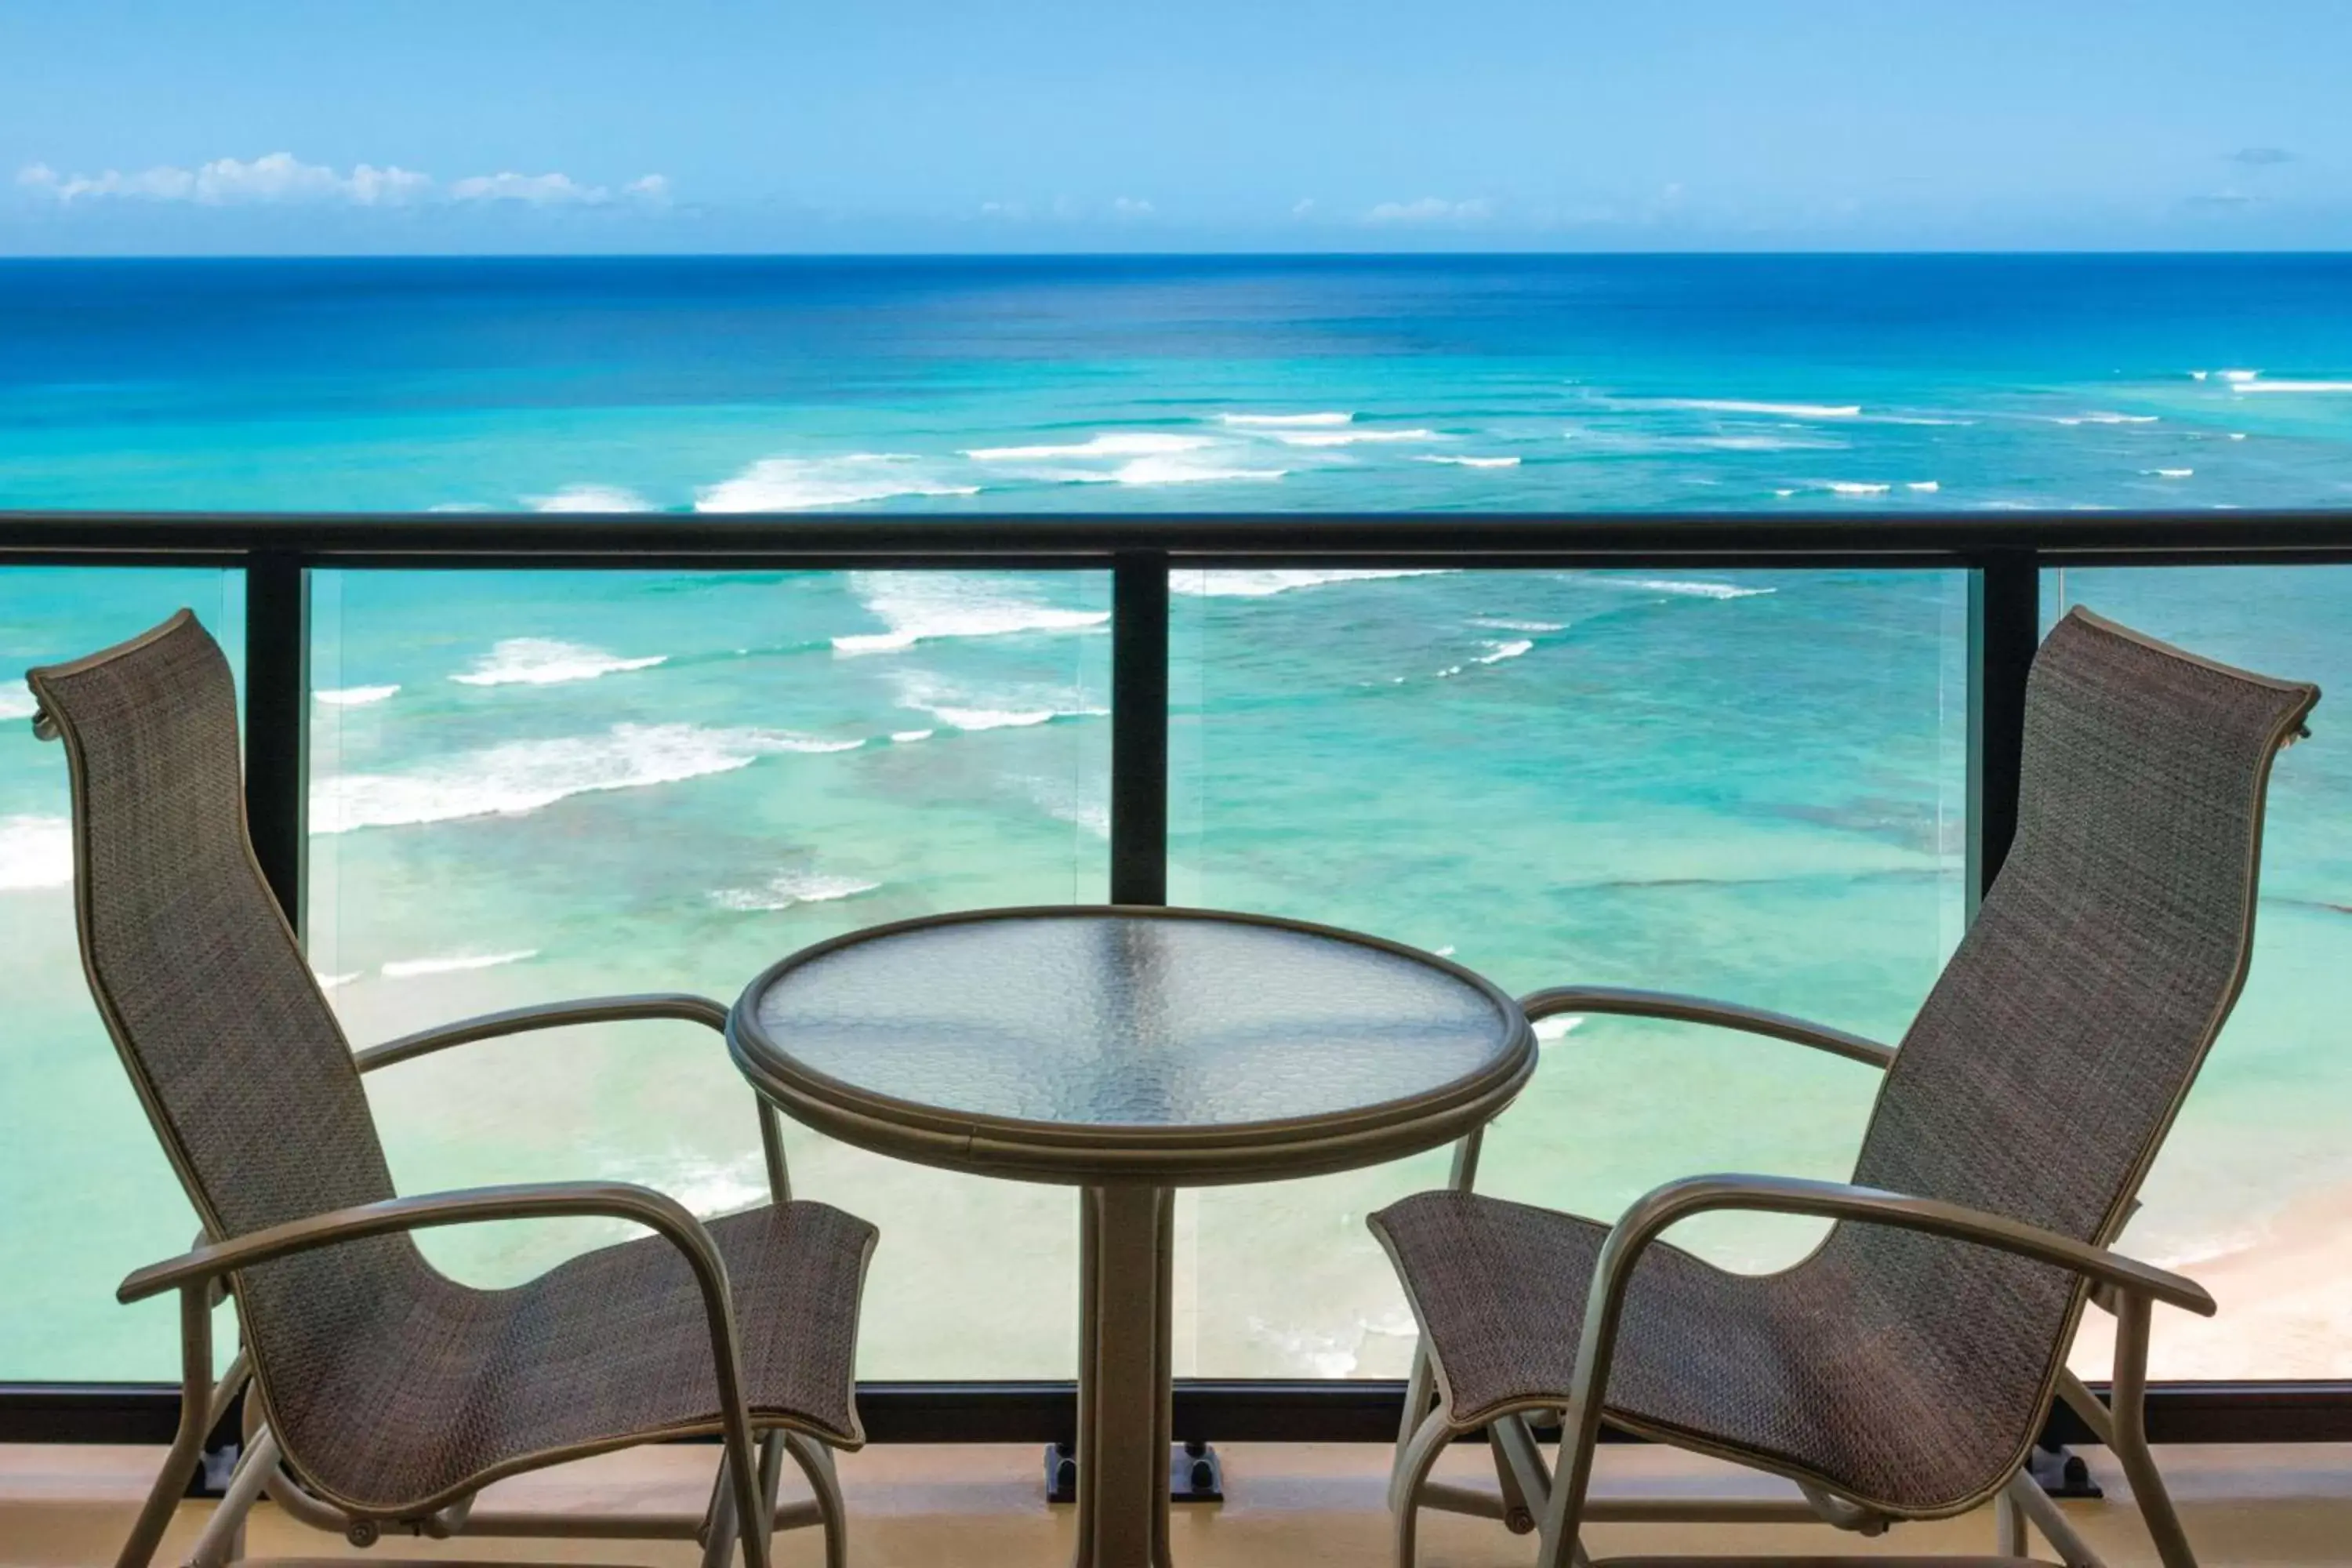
[1365,196,1495,224]
[1111,196,1155,216]
[345,163,436,205]
[1292,197,1317,216]
[17,152,432,205]
[16,153,664,212]
[448,171,608,205]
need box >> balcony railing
[4,507,2351,1454]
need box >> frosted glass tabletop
[735,909,1526,1134]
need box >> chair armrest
[1518,985,1896,1070]
[354,993,730,1073]
[1598,1172,2212,1316]
[117,1178,724,1304]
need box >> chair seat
[1370,1191,2051,1516]
[266,1199,877,1515]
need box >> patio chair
[28,609,877,1568]
[1371,607,2318,1568]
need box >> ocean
[1,253,2349,1385]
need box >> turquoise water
[2,256,2350,1383]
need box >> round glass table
[728,906,1535,1568]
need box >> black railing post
[242,551,309,931]
[1967,551,2039,917]
[1110,552,1170,906]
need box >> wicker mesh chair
[29,610,877,1568]
[1371,608,2318,1568]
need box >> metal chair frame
[108,994,845,1568]
[1389,986,2208,1568]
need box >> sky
[3,0,2350,255]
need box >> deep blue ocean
[2,254,2349,1385]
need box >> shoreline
[2073,1180,2352,1381]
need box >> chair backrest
[1835,605,2316,1501]
[29,612,426,1436]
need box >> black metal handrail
[2,506,2349,1448]
[6,507,2352,566]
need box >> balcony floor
[6,1439,2351,1566]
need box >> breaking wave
[313,723,860,834]
[712,871,881,912]
[1172,568,1455,598]
[695,454,979,511]
[833,573,1109,655]
[452,638,665,688]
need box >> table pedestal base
[1044,1439,1223,1505]
[1074,1184,1175,1568]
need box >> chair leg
[1391,1405,1455,1568]
[2001,1469,2107,1568]
[1994,1482,2029,1558]
[186,1427,279,1568]
[1391,1341,1439,1495]
[2110,1294,2198,1568]
[782,1431,849,1568]
[701,1450,742,1568]
[118,1286,237,1568]
[753,1431,787,1566]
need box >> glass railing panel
[2047,565,2352,1381]
[0,571,246,1379]
[1167,567,1969,1377]
[309,567,1109,1378]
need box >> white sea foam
[890,728,935,743]
[2190,370,2210,381]
[453,638,665,687]
[1829,481,1893,495]
[0,815,71,891]
[1472,617,1566,633]
[1172,568,1454,598]
[1648,398,1863,419]
[2220,368,2262,383]
[832,573,1109,655]
[313,970,362,989]
[1112,453,1287,485]
[0,690,39,721]
[2151,468,2195,478]
[2234,379,2352,394]
[1218,412,1352,427]
[892,671,1106,733]
[530,483,652,514]
[1686,434,1843,452]
[1534,1014,1584,1042]
[1474,639,1534,664]
[313,723,858,834]
[2230,433,2249,441]
[381,950,537,978]
[2054,412,2161,425]
[712,871,881,912]
[1602,578,1775,601]
[1417,454,1521,467]
[316,684,399,707]
[1273,427,1439,448]
[695,453,979,511]
[965,432,1209,461]
[1907,481,1940,492]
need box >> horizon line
[5,246,2352,263]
